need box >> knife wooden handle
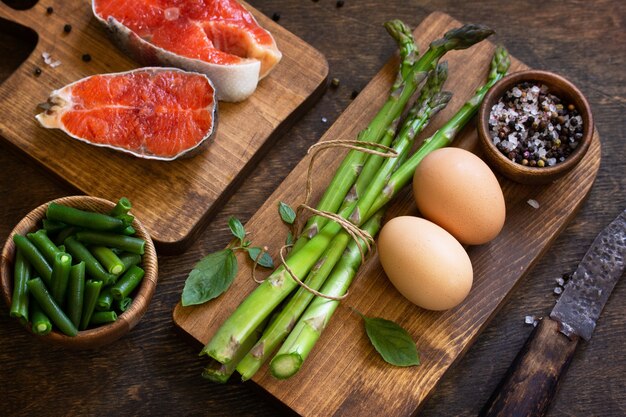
[479,317,579,417]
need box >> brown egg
[413,147,506,245]
[378,216,473,311]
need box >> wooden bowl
[1,196,158,349]
[477,70,593,184]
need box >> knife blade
[480,209,626,417]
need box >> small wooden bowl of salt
[477,70,593,185]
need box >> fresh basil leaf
[228,217,246,242]
[363,316,420,367]
[181,249,238,306]
[278,202,296,225]
[285,231,294,246]
[247,247,274,268]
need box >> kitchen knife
[480,209,626,417]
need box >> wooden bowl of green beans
[0,196,158,349]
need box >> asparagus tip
[432,23,494,51]
[492,45,511,74]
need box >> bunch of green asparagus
[201,20,510,382]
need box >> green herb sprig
[181,217,274,306]
[361,314,420,367]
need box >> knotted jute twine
[252,139,398,301]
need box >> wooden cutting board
[0,0,328,253]
[174,11,601,417]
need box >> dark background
[1,0,624,416]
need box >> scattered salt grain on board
[524,315,539,327]
[42,52,62,68]
[527,199,540,209]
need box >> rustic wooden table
[1,1,624,416]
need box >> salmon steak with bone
[92,0,282,102]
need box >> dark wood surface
[172,12,601,416]
[0,1,623,416]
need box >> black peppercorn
[82,54,92,62]
[46,6,54,14]
[63,24,72,33]
[272,12,280,21]
[350,90,359,99]
[336,0,345,7]
[34,67,42,76]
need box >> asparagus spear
[270,210,385,379]
[292,21,494,251]
[235,66,451,381]
[201,25,495,369]
[291,20,420,253]
[366,45,511,218]
[202,316,269,383]
[269,46,511,379]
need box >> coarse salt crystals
[488,82,583,168]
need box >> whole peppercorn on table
[1,0,624,416]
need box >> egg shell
[378,216,473,311]
[413,147,506,245]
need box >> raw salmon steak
[92,0,282,102]
[36,68,217,161]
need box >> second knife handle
[479,317,579,417]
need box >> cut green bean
[119,253,142,273]
[53,226,80,246]
[109,197,132,217]
[13,234,52,286]
[47,203,125,232]
[66,262,85,328]
[27,229,62,265]
[111,265,144,300]
[121,226,136,236]
[30,300,52,336]
[95,287,114,311]
[90,311,117,325]
[80,280,103,330]
[42,219,67,234]
[75,231,145,255]
[115,297,132,312]
[90,246,125,275]
[27,278,77,337]
[64,237,115,285]
[10,248,30,321]
[51,252,72,306]
[116,214,134,228]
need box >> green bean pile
[9,198,146,337]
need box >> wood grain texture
[479,318,579,417]
[1,1,624,417]
[0,0,328,252]
[172,12,601,417]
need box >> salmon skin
[92,0,282,102]
[36,67,218,161]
